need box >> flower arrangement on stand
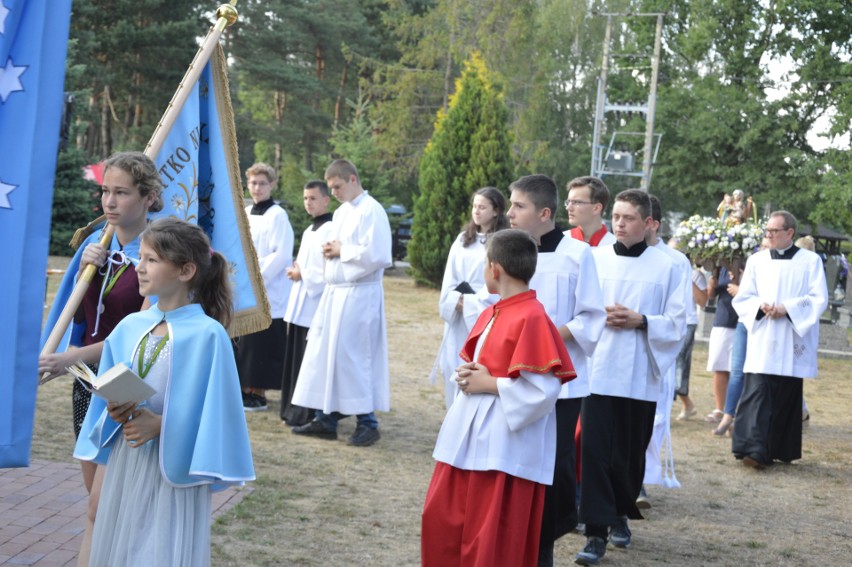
[673,215,766,272]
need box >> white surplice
[732,248,828,379]
[283,220,335,328]
[589,245,686,401]
[291,191,393,414]
[245,204,294,318]
[432,318,562,485]
[530,236,606,399]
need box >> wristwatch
[637,315,648,330]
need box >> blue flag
[0,0,73,467]
[150,45,270,336]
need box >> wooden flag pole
[39,2,239,384]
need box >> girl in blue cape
[74,218,255,567]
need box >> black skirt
[280,322,315,425]
[234,318,287,390]
[732,373,803,463]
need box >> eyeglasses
[564,199,593,207]
[765,228,790,234]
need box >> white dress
[89,335,211,567]
[433,233,493,407]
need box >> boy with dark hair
[422,229,577,567]
[280,181,333,426]
[507,174,606,566]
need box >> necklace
[137,331,169,379]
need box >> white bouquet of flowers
[673,215,765,270]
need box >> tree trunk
[334,63,348,128]
[101,85,112,157]
[274,90,287,172]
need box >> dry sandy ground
[33,267,851,566]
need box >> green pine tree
[408,53,513,287]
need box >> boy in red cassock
[421,228,576,567]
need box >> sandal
[676,406,698,421]
[712,415,734,436]
[705,409,724,423]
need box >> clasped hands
[455,362,498,396]
[107,401,161,448]
[322,240,341,259]
[760,302,788,319]
[605,303,643,329]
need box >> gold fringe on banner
[211,45,272,338]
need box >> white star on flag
[0,3,10,35]
[0,57,27,102]
[0,179,17,209]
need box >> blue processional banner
[0,0,73,467]
[149,45,270,337]
[42,44,270,359]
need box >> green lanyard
[137,332,169,379]
[103,262,130,298]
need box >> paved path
[0,460,248,566]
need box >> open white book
[66,361,156,405]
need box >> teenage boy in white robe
[291,160,392,447]
[280,181,334,426]
[730,210,827,469]
[576,189,685,566]
[505,174,606,567]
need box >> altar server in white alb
[237,163,295,412]
[291,159,392,447]
[576,189,685,566]
[280,181,334,426]
[642,195,691,493]
[505,174,606,567]
[731,210,827,470]
[433,186,507,408]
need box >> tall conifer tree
[408,53,513,287]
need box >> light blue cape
[73,303,255,491]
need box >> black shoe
[609,516,631,548]
[743,453,768,470]
[243,392,268,412]
[348,424,380,447]
[292,419,337,440]
[575,536,606,565]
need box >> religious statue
[726,189,754,226]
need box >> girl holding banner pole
[39,151,163,563]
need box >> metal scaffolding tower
[590,12,665,191]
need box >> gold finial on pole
[216,3,239,27]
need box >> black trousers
[579,394,656,527]
[539,397,582,559]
